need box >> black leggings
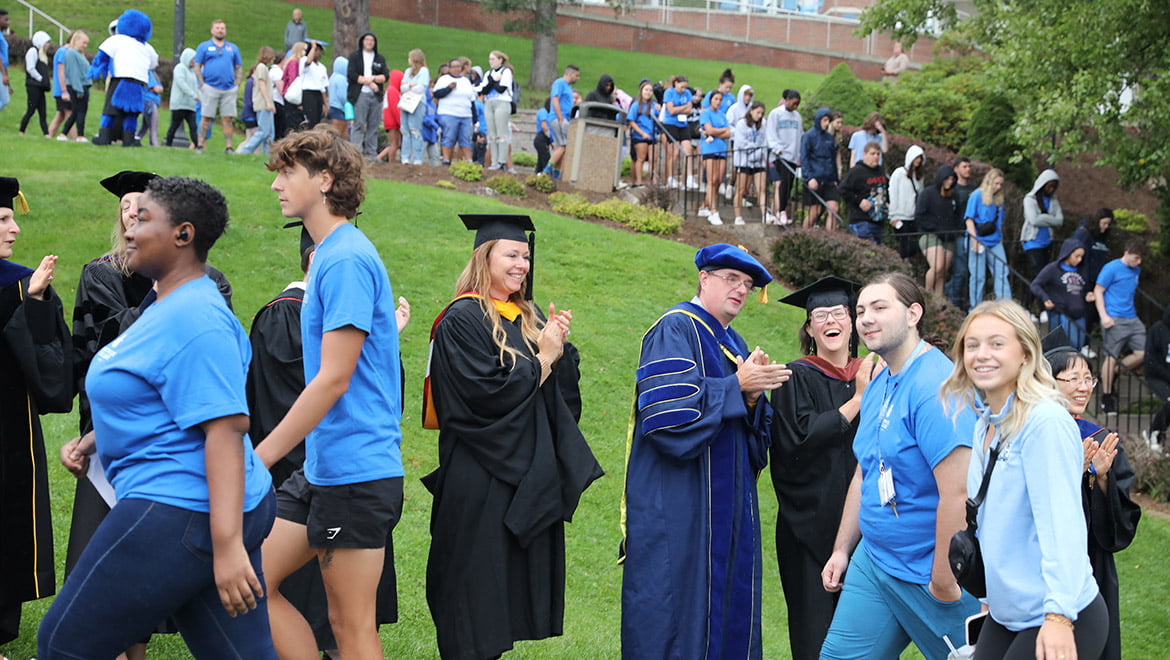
[164,109,197,146]
[301,90,324,128]
[19,86,48,134]
[60,88,89,137]
[974,595,1107,660]
[534,132,551,174]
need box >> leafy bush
[486,175,526,198]
[434,180,456,190]
[449,161,483,182]
[621,157,632,178]
[512,152,537,167]
[1113,208,1150,233]
[1127,436,1170,502]
[549,192,591,218]
[525,174,557,194]
[965,93,1035,189]
[628,207,681,234]
[803,63,878,126]
[588,198,637,223]
[879,55,987,152]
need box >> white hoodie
[888,144,925,223]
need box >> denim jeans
[39,491,278,659]
[438,114,472,148]
[968,241,1012,306]
[1050,312,1087,349]
[945,233,971,308]
[850,220,884,244]
[401,105,426,163]
[237,109,274,155]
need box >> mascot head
[115,9,152,43]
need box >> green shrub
[513,152,537,167]
[549,192,591,218]
[628,207,681,235]
[434,180,456,190]
[449,161,483,182]
[803,63,877,127]
[1113,208,1150,233]
[621,157,632,178]
[1128,437,1170,502]
[880,55,987,152]
[525,174,557,194]
[486,175,526,197]
[588,198,637,223]
[1159,204,1170,257]
[965,93,1035,189]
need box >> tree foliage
[857,0,1170,237]
[801,63,876,126]
[880,53,985,152]
[964,93,1034,189]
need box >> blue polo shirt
[88,276,272,514]
[301,223,403,486]
[1096,258,1140,318]
[855,342,976,584]
[550,76,573,120]
[194,38,242,90]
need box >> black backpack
[510,78,521,115]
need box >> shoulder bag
[948,440,1000,598]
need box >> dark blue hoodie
[1029,237,1088,319]
[800,108,838,185]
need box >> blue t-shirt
[88,276,272,513]
[51,47,68,97]
[662,87,692,127]
[627,100,658,140]
[535,107,552,137]
[965,194,1004,247]
[550,77,574,120]
[1096,258,1140,318]
[194,39,242,90]
[302,223,403,486]
[847,130,883,165]
[701,89,733,113]
[855,343,976,584]
[699,106,728,156]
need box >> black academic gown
[769,357,860,660]
[423,297,602,660]
[245,283,399,650]
[0,263,72,644]
[1076,418,1141,660]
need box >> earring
[321,190,328,205]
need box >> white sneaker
[667,177,678,189]
[764,212,779,225]
[1039,311,1049,324]
[779,210,791,225]
[74,136,88,143]
[56,135,68,141]
[724,186,734,201]
[697,207,711,218]
[734,216,745,225]
[708,212,723,226]
[744,198,753,207]
[687,176,699,190]
[718,183,726,196]
[1080,345,1097,359]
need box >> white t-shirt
[434,74,475,118]
[100,34,159,84]
[299,58,328,91]
[361,50,375,94]
[269,63,284,103]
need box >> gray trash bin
[561,102,627,193]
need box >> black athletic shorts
[277,469,403,549]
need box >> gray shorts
[199,83,238,119]
[551,117,569,146]
[1103,316,1146,357]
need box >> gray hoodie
[1020,169,1063,244]
[169,48,198,111]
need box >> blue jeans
[850,221,884,244]
[438,114,472,148]
[820,546,979,660]
[237,109,274,155]
[968,241,1011,306]
[39,492,278,659]
[945,234,971,308]
[1050,312,1087,349]
[401,105,425,163]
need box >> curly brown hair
[266,126,366,219]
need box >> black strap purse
[948,442,999,598]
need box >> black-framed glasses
[707,272,757,292]
[1055,376,1098,388]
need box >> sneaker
[708,212,723,226]
[442,159,452,166]
[507,168,517,174]
[1039,311,1049,324]
[686,176,699,190]
[56,135,68,142]
[1101,392,1118,416]
[764,212,778,225]
[719,183,727,197]
[734,216,746,225]
[412,159,423,165]
[744,198,753,207]
[195,146,205,154]
[667,177,678,189]
[697,207,711,218]
[552,170,561,180]
[779,210,791,226]
[224,147,234,154]
[1080,345,1097,359]
[74,137,88,143]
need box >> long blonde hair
[941,299,1062,441]
[67,29,89,51]
[980,167,1005,206]
[105,194,136,275]
[408,48,425,76]
[453,240,543,367]
[289,41,308,62]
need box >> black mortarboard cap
[1041,327,1075,363]
[0,177,23,211]
[100,170,159,198]
[281,220,315,256]
[460,213,536,299]
[779,275,861,313]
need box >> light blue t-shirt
[535,107,552,137]
[301,223,403,486]
[662,87,692,127]
[701,89,733,112]
[1096,258,1140,318]
[194,39,242,90]
[971,398,1099,629]
[627,100,658,140]
[550,77,574,120]
[88,276,272,514]
[855,343,976,584]
[699,106,728,156]
[51,47,68,97]
[848,130,883,165]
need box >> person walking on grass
[194,20,242,153]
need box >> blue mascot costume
[88,9,158,146]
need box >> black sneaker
[1101,392,1119,416]
[224,147,235,154]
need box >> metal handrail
[13,0,72,44]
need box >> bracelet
[1045,613,1075,630]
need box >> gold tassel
[758,284,768,304]
[14,191,29,214]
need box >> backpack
[510,78,521,115]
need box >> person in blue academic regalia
[621,243,791,660]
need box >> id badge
[878,461,896,506]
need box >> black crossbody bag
[948,442,999,598]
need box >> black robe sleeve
[5,279,73,413]
[771,364,856,462]
[245,289,306,486]
[1084,442,1142,554]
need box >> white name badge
[878,462,896,507]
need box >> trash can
[561,102,627,193]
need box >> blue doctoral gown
[621,301,770,660]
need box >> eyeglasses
[1055,376,1098,388]
[707,272,756,292]
[810,308,850,323]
